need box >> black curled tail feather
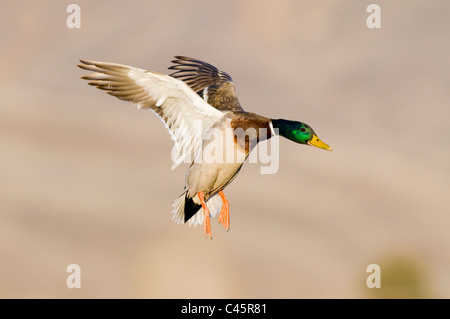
[184,195,202,223]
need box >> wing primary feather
[168,56,244,112]
[78,59,224,168]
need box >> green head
[271,119,332,151]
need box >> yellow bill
[307,134,333,151]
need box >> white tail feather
[171,191,223,226]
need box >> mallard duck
[78,56,332,238]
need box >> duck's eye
[300,128,306,132]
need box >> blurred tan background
[1,0,449,298]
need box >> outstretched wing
[169,56,244,112]
[78,60,224,169]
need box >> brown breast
[230,112,272,154]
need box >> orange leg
[218,191,230,231]
[197,191,212,239]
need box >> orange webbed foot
[218,191,230,231]
[197,191,212,239]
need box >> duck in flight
[78,56,332,238]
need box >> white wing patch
[203,86,209,102]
